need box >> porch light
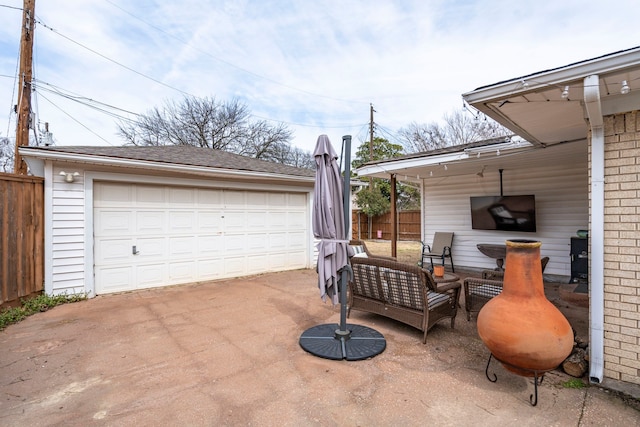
[561,86,569,99]
[621,80,630,94]
[59,171,79,183]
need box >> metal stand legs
[485,353,544,407]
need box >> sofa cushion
[427,291,451,308]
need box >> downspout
[583,74,605,384]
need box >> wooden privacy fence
[352,210,421,241]
[1,173,44,306]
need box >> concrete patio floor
[1,269,639,426]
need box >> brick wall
[602,111,640,384]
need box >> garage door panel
[95,182,132,206]
[96,238,134,262]
[197,211,223,231]
[267,211,287,229]
[169,261,197,283]
[95,211,132,236]
[268,192,286,206]
[136,263,166,287]
[288,193,306,207]
[198,235,223,255]
[197,188,223,206]
[96,266,134,293]
[246,254,268,273]
[288,211,306,228]
[288,232,306,248]
[225,211,246,230]
[136,238,165,258]
[168,236,197,258]
[198,259,222,280]
[224,256,246,276]
[248,235,268,251]
[246,211,267,229]
[285,251,306,267]
[268,253,287,269]
[224,234,247,253]
[136,211,165,233]
[169,187,195,205]
[224,191,246,206]
[169,211,196,232]
[247,192,268,207]
[268,233,287,249]
[135,185,165,205]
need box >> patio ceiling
[356,46,640,183]
[356,138,586,184]
[463,46,640,146]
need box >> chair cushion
[469,284,502,298]
[351,245,365,255]
[427,291,450,308]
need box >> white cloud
[1,0,639,155]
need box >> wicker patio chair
[463,257,549,320]
[349,239,396,261]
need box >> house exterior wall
[601,111,640,386]
[47,164,88,296]
[422,145,589,278]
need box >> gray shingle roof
[30,145,315,178]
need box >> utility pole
[368,103,374,162]
[14,0,36,175]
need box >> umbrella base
[299,323,386,361]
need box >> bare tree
[399,109,510,153]
[117,96,312,167]
[0,136,14,173]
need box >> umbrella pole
[339,135,352,333]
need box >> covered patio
[356,46,640,392]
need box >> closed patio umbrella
[299,135,385,360]
[312,134,350,305]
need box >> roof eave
[463,47,640,105]
[18,147,315,183]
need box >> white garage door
[94,182,308,294]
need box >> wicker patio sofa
[348,256,461,343]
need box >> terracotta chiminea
[477,240,573,377]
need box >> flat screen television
[470,195,536,232]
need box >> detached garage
[19,145,315,297]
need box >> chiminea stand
[485,353,544,406]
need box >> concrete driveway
[1,269,638,426]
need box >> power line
[0,4,23,12]
[33,80,141,119]
[37,92,115,145]
[33,18,364,132]
[36,18,195,99]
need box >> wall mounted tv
[470,195,537,232]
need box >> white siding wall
[50,166,87,296]
[422,159,588,278]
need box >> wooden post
[14,0,36,175]
[390,174,397,258]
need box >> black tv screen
[470,195,536,232]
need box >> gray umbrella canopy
[313,135,352,304]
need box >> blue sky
[1,0,639,155]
